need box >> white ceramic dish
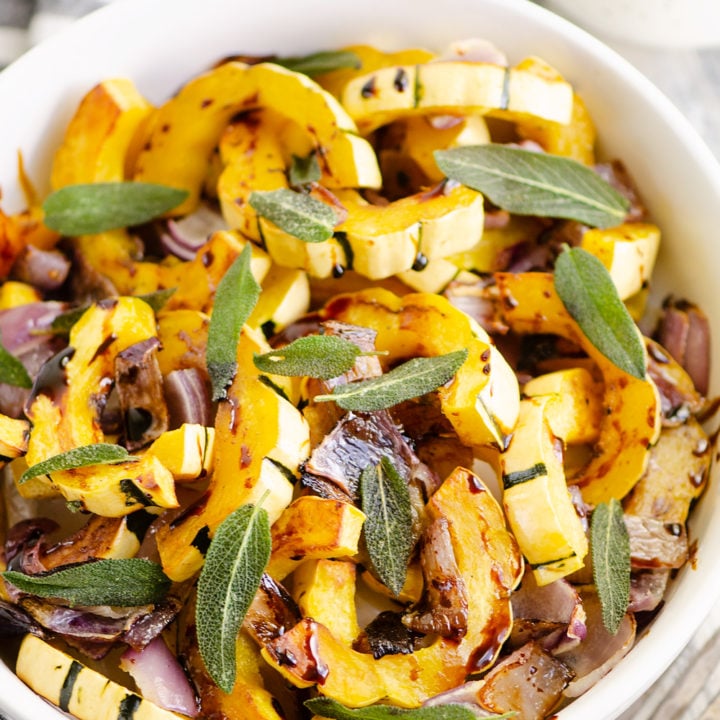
[1,0,720,718]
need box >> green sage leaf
[289,152,322,187]
[207,244,261,400]
[314,349,467,412]
[19,443,136,484]
[0,335,32,388]
[304,697,516,720]
[2,558,170,606]
[139,287,178,313]
[42,182,189,236]
[196,502,271,694]
[591,498,631,634]
[249,188,336,243]
[360,457,414,598]
[253,335,364,379]
[554,246,646,379]
[435,145,629,229]
[275,49,361,77]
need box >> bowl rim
[1,1,720,719]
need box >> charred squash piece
[320,288,519,448]
[147,424,215,482]
[522,367,603,445]
[0,414,30,465]
[341,58,573,134]
[155,310,209,375]
[501,397,589,585]
[261,467,523,708]
[493,272,660,504]
[156,326,310,582]
[293,559,362,646]
[178,590,285,720]
[70,230,186,298]
[134,61,381,215]
[51,78,152,187]
[22,298,178,515]
[315,44,435,99]
[267,496,365,580]
[516,58,596,166]
[165,230,271,313]
[580,222,660,300]
[17,635,187,720]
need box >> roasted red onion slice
[11,245,71,291]
[629,570,669,613]
[120,636,199,717]
[160,203,226,260]
[163,368,213,429]
[558,590,636,698]
[625,514,688,569]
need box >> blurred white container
[543,0,720,48]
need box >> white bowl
[1,1,720,719]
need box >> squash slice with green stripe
[501,397,589,585]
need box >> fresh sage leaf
[249,188,336,243]
[253,335,366,379]
[314,349,467,412]
[289,152,322,187]
[196,502,271,693]
[360,457,414,598]
[591,498,631,634]
[0,335,32,388]
[274,49,361,77]
[304,697,516,720]
[435,144,629,229]
[554,246,646,379]
[2,558,170,606]
[207,244,261,400]
[19,443,136,484]
[139,287,178,313]
[49,305,89,335]
[42,182,189,236]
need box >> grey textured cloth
[0,0,112,68]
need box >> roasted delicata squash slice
[16,635,187,720]
[320,287,519,447]
[261,467,523,707]
[147,424,215,482]
[134,61,381,215]
[293,559,362,646]
[388,114,491,183]
[522,367,603,445]
[51,77,152,187]
[21,297,178,514]
[165,230,271,313]
[315,44,436,99]
[501,397,589,585]
[493,272,661,504]
[18,297,177,517]
[0,414,30,465]
[267,496,366,580]
[247,264,310,334]
[337,183,484,280]
[156,326,310,582]
[155,309,209,375]
[341,58,573,134]
[580,222,661,300]
[0,280,41,308]
[71,230,186,297]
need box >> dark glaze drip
[303,622,330,683]
[412,252,429,271]
[89,333,116,365]
[467,473,486,494]
[332,263,346,278]
[393,68,409,92]
[361,76,377,98]
[190,525,212,555]
[26,346,75,406]
[466,607,511,673]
